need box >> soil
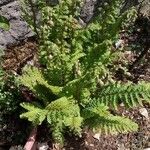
[2,38,38,74]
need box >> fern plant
[19,0,150,144]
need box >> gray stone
[0,0,15,7]
[0,1,20,20]
[0,0,34,49]
[9,19,33,40]
[80,0,98,23]
[139,0,150,17]
[139,108,149,119]
[122,0,150,16]
[0,31,17,46]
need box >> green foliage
[0,49,28,145]
[0,68,9,109]
[0,16,10,30]
[19,66,62,100]
[19,0,149,144]
[0,67,21,115]
[83,103,138,134]
[94,82,150,109]
[20,102,47,125]
[20,96,82,143]
[0,48,20,125]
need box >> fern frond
[92,82,150,109]
[52,122,64,144]
[86,115,138,135]
[20,97,83,143]
[20,103,47,125]
[46,97,82,125]
[60,49,85,72]
[46,97,82,136]
[46,97,74,112]
[82,103,110,119]
[83,103,138,134]
[19,66,62,100]
[64,116,83,134]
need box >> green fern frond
[52,122,64,144]
[46,97,82,140]
[20,103,47,125]
[86,115,138,135]
[92,82,150,109]
[83,103,138,134]
[46,97,74,112]
[82,103,110,119]
[46,97,82,125]
[19,66,62,100]
[67,50,85,71]
[64,116,83,134]
[20,97,83,143]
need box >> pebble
[38,142,49,150]
[9,145,23,150]
[117,144,126,150]
[93,133,100,141]
[139,108,149,119]
[89,144,94,147]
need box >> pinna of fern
[20,96,83,143]
[82,103,138,134]
[93,82,150,109]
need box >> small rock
[120,103,125,107]
[139,108,149,119]
[89,144,94,147]
[144,148,150,150]
[85,141,88,145]
[117,144,126,150]
[93,133,100,141]
[3,125,7,129]
[115,39,124,49]
[9,145,23,150]
[38,142,49,150]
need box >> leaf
[83,100,138,134]
[0,16,10,30]
[20,102,48,125]
[92,82,150,109]
[85,114,138,134]
[19,66,62,99]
